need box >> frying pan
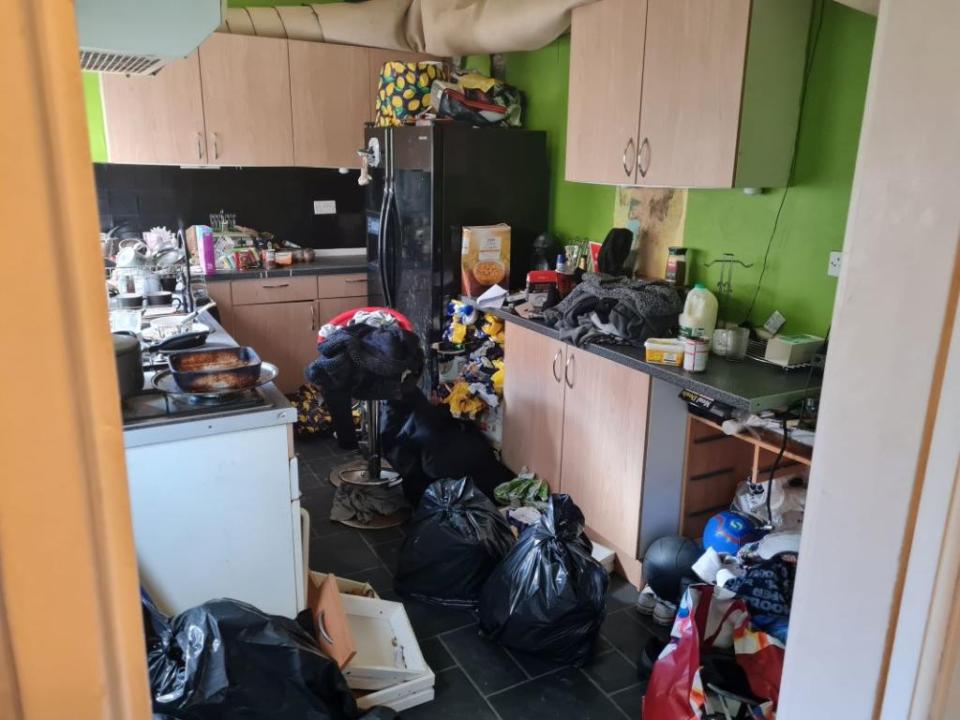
[167,347,262,393]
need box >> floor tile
[442,626,525,695]
[600,609,658,665]
[611,683,645,718]
[488,667,625,720]
[584,650,641,693]
[505,634,610,679]
[606,575,641,612]
[356,525,406,545]
[343,566,400,601]
[401,597,476,640]
[309,528,381,576]
[420,636,456,672]
[634,612,671,643]
[399,668,498,720]
[371,537,403,572]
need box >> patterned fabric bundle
[374,60,446,126]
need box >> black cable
[766,415,791,526]
[742,0,826,325]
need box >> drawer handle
[638,137,651,178]
[564,353,575,389]
[552,350,562,383]
[344,278,367,284]
[261,283,291,289]
[196,132,204,161]
[212,131,221,160]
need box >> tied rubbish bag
[394,478,514,608]
[142,591,395,720]
[478,495,609,666]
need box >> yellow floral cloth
[375,61,446,127]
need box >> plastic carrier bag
[394,477,514,608]
[142,591,395,720]
[478,494,608,666]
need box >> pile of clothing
[434,300,505,440]
[306,319,423,449]
[543,273,684,347]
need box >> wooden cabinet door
[228,301,317,394]
[636,0,751,187]
[565,0,647,185]
[100,51,206,165]
[290,41,371,169]
[501,324,567,491]
[316,296,366,326]
[198,33,294,166]
[366,49,442,123]
[559,348,650,567]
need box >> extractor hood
[76,0,224,75]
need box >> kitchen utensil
[172,299,217,331]
[151,362,277,399]
[113,331,144,399]
[116,292,144,309]
[152,328,211,352]
[143,319,211,344]
[713,327,749,360]
[144,291,180,308]
[292,249,306,263]
[116,245,149,268]
[302,248,316,263]
[167,346,263,393]
[152,246,184,269]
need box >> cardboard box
[461,224,511,297]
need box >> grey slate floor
[297,435,668,720]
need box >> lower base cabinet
[502,323,649,586]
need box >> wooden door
[290,41,371,169]
[565,0,647,185]
[100,51,207,165]
[501,323,567,491]
[366,48,441,123]
[229,300,317,394]
[637,0,751,187]
[559,348,650,569]
[198,33,294,166]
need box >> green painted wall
[83,72,108,163]
[684,3,875,335]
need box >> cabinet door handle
[196,132,204,161]
[622,137,636,179]
[564,353,575,389]
[344,278,367,284]
[637,137,651,178]
[552,349,563,383]
[261,282,290,289]
[311,302,317,331]
[212,132,221,160]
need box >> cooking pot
[113,331,144,399]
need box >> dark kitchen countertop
[201,255,367,282]
[491,307,821,413]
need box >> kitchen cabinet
[100,51,207,165]
[566,0,812,188]
[214,272,368,393]
[290,42,372,169]
[566,0,649,185]
[501,323,649,585]
[501,323,567,490]
[198,33,294,166]
[559,347,649,584]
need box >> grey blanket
[543,274,684,347]
[330,482,409,525]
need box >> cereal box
[461,224,511,298]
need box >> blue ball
[703,511,763,555]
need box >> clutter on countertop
[478,494,608,667]
[394,478,515,609]
[678,283,719,341]
[461,224,511,298]
[644,337,685,366]
[543,273,685,348]
[142,591,395,720]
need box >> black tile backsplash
[93,164,364,249]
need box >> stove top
[122,385,274,429]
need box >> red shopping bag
[643,585,785,720]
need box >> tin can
[261,249,276,269]
[682,337,710,373]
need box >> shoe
[653,599,677,626]
[636,585,658,615]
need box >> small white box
[764,334,824,367]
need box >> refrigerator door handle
[377,129,393,308]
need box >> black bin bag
[478,494,609,666]
[394,478,515,608]
[142,591,395,720]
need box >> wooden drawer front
[317,273,368,299]
[232,276,317,306]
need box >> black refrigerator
[364,124,549,390]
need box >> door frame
[0,2,150,718]
[778,0,960,716]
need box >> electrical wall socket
[313,200,337,215]
[828,251,843,278]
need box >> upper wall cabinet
[289,42,371,169]
[198,34,294,167]
[566,0,813,188]
[101,51,207,165]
